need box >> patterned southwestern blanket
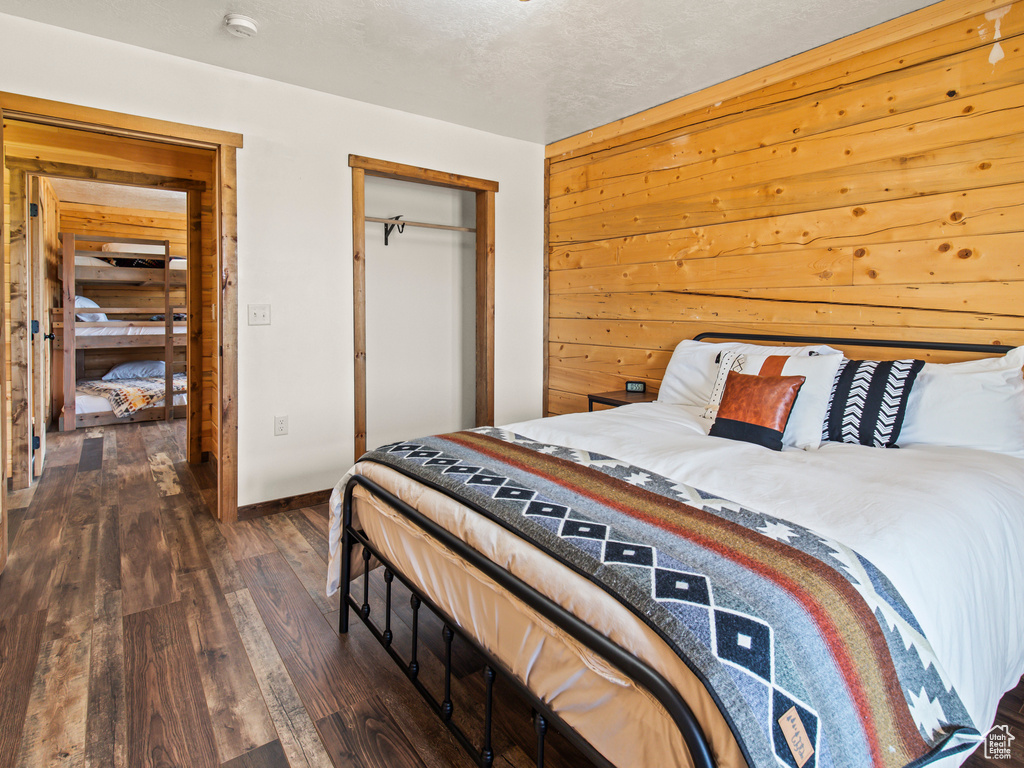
[360,428,981,768]
[78,374,186,418]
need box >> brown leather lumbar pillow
[709,370,806,451]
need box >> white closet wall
[364,176,476,450]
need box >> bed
[326,334,1024,768]
[74,374,188,427]
[55,232,186,430]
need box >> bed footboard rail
[339,473,717,768]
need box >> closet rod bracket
[383,216,405,246]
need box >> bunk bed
[53,232,187,430]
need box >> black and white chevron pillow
[822,358,924,447]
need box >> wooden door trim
[1,95,240,524]
[0,92,242,149]
[349,155,498,459]
[0,113,6,573]
[186,190,203,464]
[350,155,498,192]
[217,146,239,523]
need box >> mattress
[75,391,186,414]
[75,324,186,337]
[328,403,1024,766]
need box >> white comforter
[503,402,1024,738]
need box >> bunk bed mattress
[75,391,186,414]
[75,324,186,336]
[328,403,1024,767]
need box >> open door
[28,176,55,477]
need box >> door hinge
[32,319,39,336]
[29,203,39,217]
[32,434,40,451]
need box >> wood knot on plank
[949,211,964,222]
[979,162,992,170]
[854,249,866,258]
[852,207,866,217]
[957,249,973,259]
[938,243,952,252]
[866,269,879,279]
[946,90,958,98]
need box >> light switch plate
[248,303,271,326]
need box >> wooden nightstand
[588,390,659,411]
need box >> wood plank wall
[3,165,10,472]
[544,0,1024,415]
[2,120,219,459]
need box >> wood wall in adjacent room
[543,0,1024,415]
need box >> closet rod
[365,215,476,234]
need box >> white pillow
[705,351,843,451]
[74,295,108,323]
[170,258,187,270]
[102,360,166,381]
[899,346,1024,456]
[74,255,110,267]
[658,339,841,409]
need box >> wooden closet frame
[55,232,187,430]
[0,92,242,540]
[349,154,497,459]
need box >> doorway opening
[1,93,241,578]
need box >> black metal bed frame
[338,332,1014,768]
[338,474,716,768]
[692,331,1013,357]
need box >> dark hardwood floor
[0,420,1020,768]
[0,422,592,768]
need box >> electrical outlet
[274,415,288,436]
[248,303,271,326]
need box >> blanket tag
[778,706,814,767]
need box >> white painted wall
[364,177,477,450]
[0,13,545,505]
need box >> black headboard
[691,331,1012,356]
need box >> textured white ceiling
[0,0,939,143]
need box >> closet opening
[349,155,497,458]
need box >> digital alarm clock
[625,381,646,393]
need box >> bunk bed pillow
[658,339,839,410]
[709,370,805,451]
[74,255,111,267]
[74,295,108,323]
[102,360,166,381]
[898,346,1024,456]
[705,351,843,450]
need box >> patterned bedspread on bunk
[78,373,186,417]
[359,427,980,768]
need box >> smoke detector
[224,14,258,39]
